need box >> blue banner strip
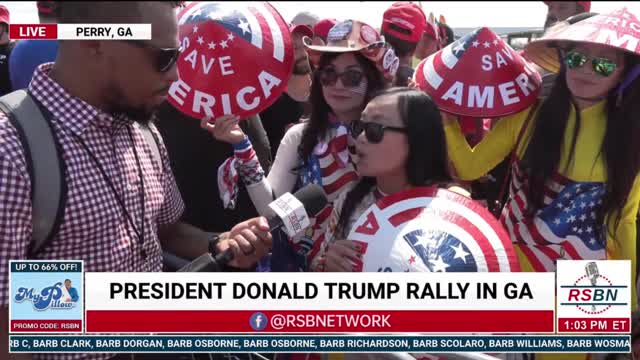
[9,335,631,353]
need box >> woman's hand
[200,115,247,145]
[323,240,363,272]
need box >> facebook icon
[249,312,268,331]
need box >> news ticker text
[9,335,631,353]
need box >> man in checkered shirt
[0,2,273,359]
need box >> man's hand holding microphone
[214,217,273,269]
[179,184,328,272]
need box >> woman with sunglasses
[440,12,640,308]
[203,20,397,270]
[309,87,452,271]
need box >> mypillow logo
[249,312,268,331]
[14,281,78,311]
[557,260,630,317]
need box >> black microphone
[177,184,328,272]
[176,248,234,272]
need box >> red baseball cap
[381,2,427,43]
[0,5,10,26]
[290,23,313,38]
[544,1,591,12]
[313,18,337,42]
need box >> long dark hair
[334,88,452,238]
[523,52,640,236]
[298,51,386,164]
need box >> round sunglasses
[123,40,182,73]
[350,119,407,144]
[318,67,364,88]
[564,50,618,77]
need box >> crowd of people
[0,1,638,360]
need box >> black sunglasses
[318,67,365,88]
[350,119,407,144]
[123,40,182,73]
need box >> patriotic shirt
[218,115,359,266]
[501,163,607,272]
[443,100,640,309]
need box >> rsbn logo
[560,262,627,315]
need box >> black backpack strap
[0,90,64,256]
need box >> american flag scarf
[501,162,607,272]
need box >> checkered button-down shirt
[0,64,185,359]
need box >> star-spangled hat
[413,27,542,118]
